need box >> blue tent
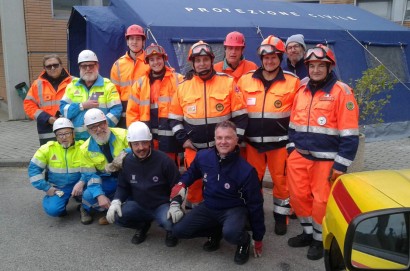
[68,0,410,131]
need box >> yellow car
[322,169,410,270]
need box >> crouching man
[168,121,265,265]
[106,121,181,247]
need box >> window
[364,45,409,83]
[52,0,111,19]
[405,0,410,21]
[357,0,392,20]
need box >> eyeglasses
[87,121,107,132]
[286,44,301,51]
[305,47,327,61]
[145,45,165,56]
[45,63,60,70]
[79,63,96,70]
[257,44,279,56]
[56,132,73,138]
[191,44,213,56]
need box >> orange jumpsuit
[238,68,299,216]
[127,66,183,161]
[23,69,72,145]
[110,51,149,128]
[168,71,248,204]
[287,72,359,241]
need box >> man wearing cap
[214,31,258,83]
[106,121,180,247]
[60,49,122,141]
[28,117,84,217]
[168,41,248,208]
[111,24,150,128]
[282,34,308,79]
[79,108,128,225]
[24,54,72,145]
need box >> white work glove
[105,150,127,173]
[170,182,187,202]
[167,201,184,223]
[106,199,122,224]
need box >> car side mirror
[344,208,410,270]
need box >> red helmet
[188,41,215,62]
[304,44,336,65]
[125,24,146,40]
[257,35,285,57]
[144,43,168,64]
[224,31,245,47]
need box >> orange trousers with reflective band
[184,148,203,204]
[286,150,332,226]
[246,145,289,201]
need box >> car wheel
[325,238,346,271]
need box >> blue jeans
[115,201,173,231]
[172,203,249,245]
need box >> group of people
[24,24,360,265]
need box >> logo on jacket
[130,175,137,183]
[216,103,224,111]
[187,105,196,114]
[203,173,208,182]
[318,116,327,126]
[152,176,159,183]
[274,100,282,108]
[346,101,355,111]
[51,154,57,160]
[224,183,230,189]
[320,94,334,101]
[74,90,81,96]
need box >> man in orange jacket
[24,54,72,145]
[214,31,258,83]
[237,35,300,236]
[168,41,248,207]
[110,24,150,128]
[126,43,183,163]
[286,44,359,260]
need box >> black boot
[165,231,178,247]
[288,232,313,247]
[274,212,287,235]
[203,229,222,252]
[307,240,324,260]
[234,233,250,265]
[131,222,151,245]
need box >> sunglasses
[191,44,213,56]
[79,63,96,70]
[45,63,60,70]
[257,44,279,56]
[305,47,327,61]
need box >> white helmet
[127,121,152,142]
[53,117,74,132]
[78,49,98,64]
[84,108,107,126]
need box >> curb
[0,161,30,168]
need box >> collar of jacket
[215,145,240,163]
[286,57,305,70]
[76,74,105,88]
[252,67,285,83]
[306,71,337,93]
[88,128,115,152]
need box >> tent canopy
[68,0,410,125]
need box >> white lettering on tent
[198,8,209,12]
[213,8,223,12]
[267,11,276,15]
[185,7,193,12]
[235,9,246,14]
[308,13,357,20]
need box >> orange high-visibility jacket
[238,68,300,152]
[110,51,150,113]
[288,73,359,173]
[168,72,248,150]
[214,59,258,83]
[127,66,183,153]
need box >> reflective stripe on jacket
[60,75,122,140]
[214,59,258,83]
[80,127,128,198]
[28,140,83,192]
[127,66,183,152]
[168,72,248,149]
[238,69,300,152]
[288,73,359,172]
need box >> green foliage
[352,65,397,124]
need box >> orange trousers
[184,148,203,204]
[246,145,289,202]
[286,150,332,226]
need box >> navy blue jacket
[180,147,265,241]
[115,149,180,209]
[282,57,308,79]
